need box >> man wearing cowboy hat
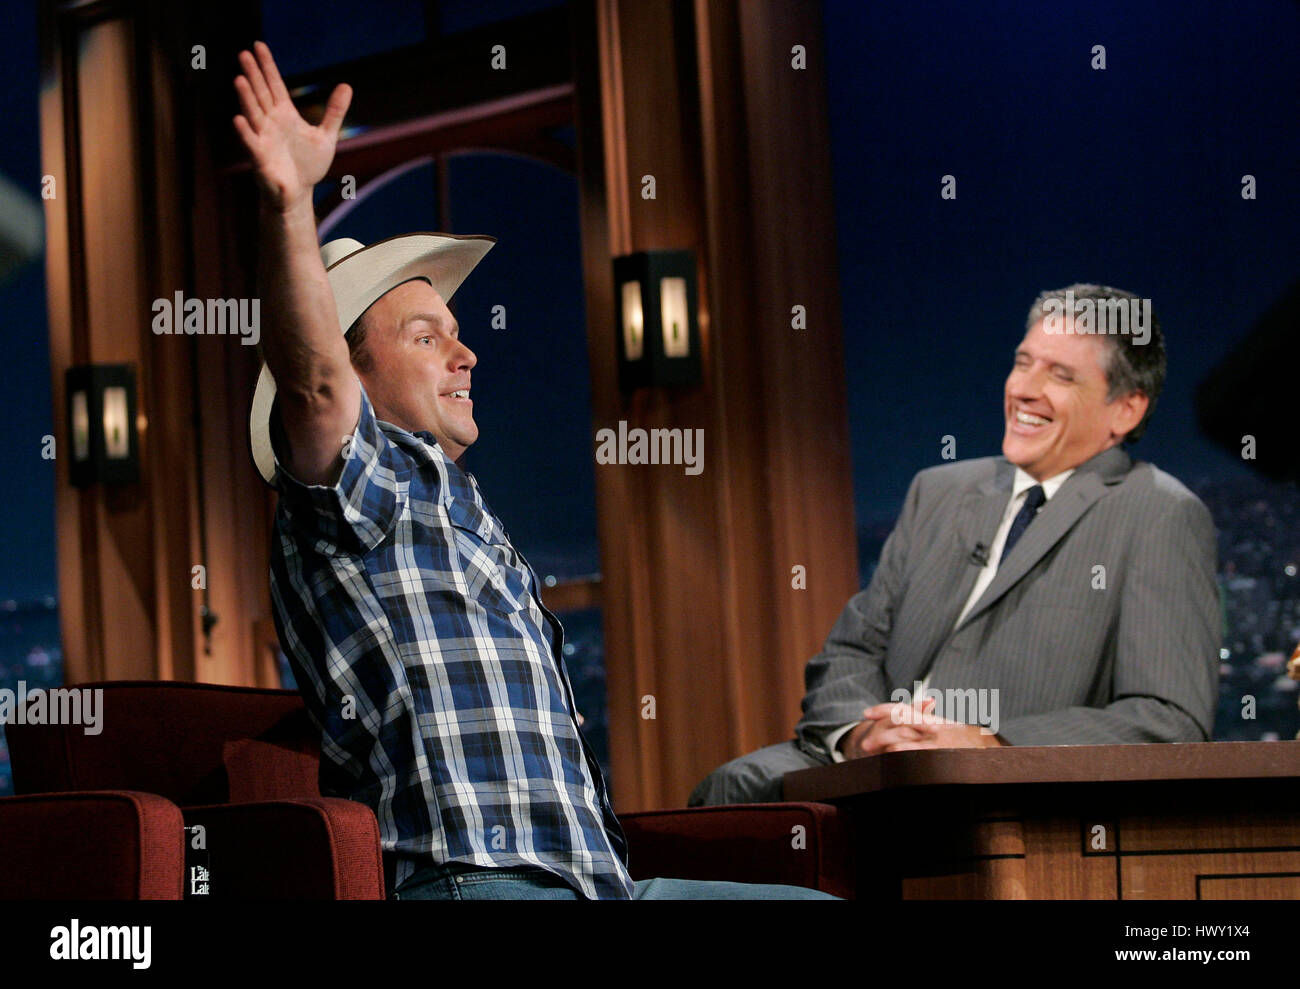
[234,42,829,900]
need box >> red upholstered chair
[619,802,855,899]
[0,790,184,899]
[8,680,855,898]
[6,681,383,900]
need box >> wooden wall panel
[73,17,156,681]
[902,808,1300,899]
[39,3,89,682]
[901,816,1031,899]
[41,0,266,688]
[728,0,859,717]
[575,0,858,809]
[134,1,200,684]
[1124,852,1300,899]
[1197,873,1300,899]
[1021,816,1117,899]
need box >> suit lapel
[900,462,1012,676]
[954,446,1131,632]
[954,464,1015,606]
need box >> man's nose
[1008,365,1043,397]
[452,340,477,371]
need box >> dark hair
[1026,283,1166,443]
[344,309,375,373]
[342,276,435,374]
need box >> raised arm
[233,41,358,486]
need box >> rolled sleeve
[271,384,410,556]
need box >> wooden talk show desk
[783,740,1300,899]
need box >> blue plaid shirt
[267,384,633,899]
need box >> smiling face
[352,278,478,460]
[1002,318,1148,481]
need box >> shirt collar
[374,414,445,460]
[1012,466,1075,502]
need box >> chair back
[7,680,320,805]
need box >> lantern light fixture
[613,250,701,391]
[65,363,139,487]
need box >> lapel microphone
[969,542,989,566]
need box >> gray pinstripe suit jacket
[795,445,1221,753]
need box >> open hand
[232,41,352,212]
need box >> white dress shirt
[825,466,1075,761]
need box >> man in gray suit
[690,284,1220,806]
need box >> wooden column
[42,2,160,684]
[39,0,271,688]
[573,0,858,810]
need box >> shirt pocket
[444,496,528,617]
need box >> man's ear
[1112,390,1149,439]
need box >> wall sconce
[65,364,139,487]
[613,250,702,391]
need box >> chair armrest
[184,797,384,900]
[618,801,855,898]
[0,790,184,899]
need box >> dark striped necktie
[1000,484,1046,565]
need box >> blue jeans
[390,861,838,900]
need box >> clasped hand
[839,697,1003,758]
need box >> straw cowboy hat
[248,232,495,483]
